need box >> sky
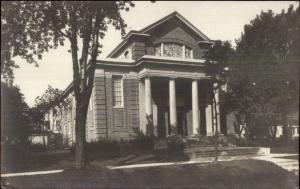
[12,1,299,107]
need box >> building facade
[45,12,231,145]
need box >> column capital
[169,76,177,80]
[191,78,200,81]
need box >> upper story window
[112,75,123,108]
[163,43,183,58]
[122,49,132,59]
[185,46,193,59]
[124,50,130,59]
[154,43,193,59]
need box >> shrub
[200,135,215,145]
[166,134,185,153]
[222,134,239,147]
[222,134,262,147]
[48,133,65,150]
[70,138,125,160]
[130,127,155,151]
[87,138,122,153]
[190,134,215,146]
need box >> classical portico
[139,66,221,137]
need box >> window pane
[112,76,123,107]
[163,43,183,58]
[185,47,193,59]
[155,45,161,56]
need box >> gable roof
[107,11,211,58]
[140,11,210,41]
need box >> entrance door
[157,107,167,137]
[177,109,187,136]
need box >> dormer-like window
[124,51,130,59]
[154,43,193,59]
[121,49,132,59]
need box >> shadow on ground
[2,159,299,189]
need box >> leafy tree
[1,1,135,168]
[226,5,299,140]
[235,5,299,64]
[27,85,64,149]
[28,85,63,132]
[205,5,299,142]
[1,82,31,145]
[204,40,235,162]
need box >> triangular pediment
[140,11,210,41]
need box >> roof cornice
[107,11,212,58]
[97,55,207,68]
[106,32,150,58]
[140,11,210,41]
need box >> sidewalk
[2,153,298,177]
[1,170,64,178]
[107,154,258,170]
[107,153,299,176]
[252,153,299,175]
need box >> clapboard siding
[93,76,107,138]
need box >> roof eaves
[140,11,210,41]
[106,32,150,58]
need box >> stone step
[185,147,262,158]
[185,147,259,153]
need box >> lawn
[2,159,298,189]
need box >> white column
[206,104,213,136]
[145,77,153,134]
[139,80,146,133]
[169,79,177,133]
[206,90,214,136]
[145,77,153,118]
[214,86,221,133]
[192,80,200,135]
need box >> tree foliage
[235,5,300,64]
[1,82,31,144]
[34,85,63,113]
[224,5,299,139]
[28,85,63,132]
[205,40,234,64]
[1,1,135,168]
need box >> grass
[2,139,299,188]
[2,159,298,189]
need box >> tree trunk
[75,100,89,169]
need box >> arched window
[154,42,193,59]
